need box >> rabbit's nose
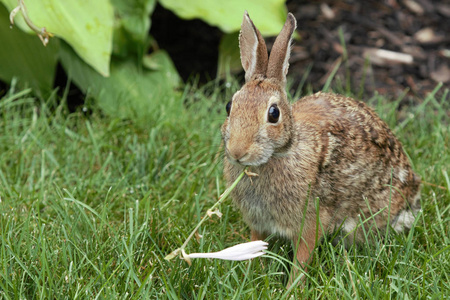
[226,144,250,163]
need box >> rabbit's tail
[392,173,422,233]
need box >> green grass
[0,79,449,299]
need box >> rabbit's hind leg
[287,228,323,288]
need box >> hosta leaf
[110,0,157,57]
[158,0,287,35]
[0,4,58,95]
[60,43,181,123]
[217,32,241,78]
[2,0,113,76]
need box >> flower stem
[9,0,54,46]
[181,168,246,250]
[165,167,247,261]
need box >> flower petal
[186,240,268,261]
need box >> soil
[284,0,450,103]
[152,0,450,105]
[2,1,448,108]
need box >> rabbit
[221,11,422,286]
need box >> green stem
[164,167,247,261]
[180,168,247,250]
[10,0,53,46]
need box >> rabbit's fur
[221,12,421,283]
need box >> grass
[0,78,449,299]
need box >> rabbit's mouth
[224,146,272,166]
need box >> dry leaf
[207,209,223,218]
[431,65,450,83]
[364,48,413,66]
[164,248,181,261]
[195,231,203,241]
[244,170,259,177]
[414,28,445,44]
[402,0,424,15]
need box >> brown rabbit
[222,12,421,285]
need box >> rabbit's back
[294,92,421,239]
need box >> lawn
[0,79,449,299]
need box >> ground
[285,0,450,103]
[152,0,450,107]
[4,1,446,109]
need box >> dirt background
[2,1,448,109]
[285,0,450,103]
[152,0,450,106]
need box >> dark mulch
[3,1,447,108]
[285,0,450,104]
[152,0,449,106]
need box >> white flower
[184,240,268,261]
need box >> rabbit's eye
[226,101,232,116]
[268,104,280,123]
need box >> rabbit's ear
[267,13,297,84]
[239,11,268,82]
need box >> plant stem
[180,168,247,250]
[10,0,53,46]
[165,167,247,261]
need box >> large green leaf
[158,0,287,35]
[111,0,156,58]
[0,4,58,95]
[60,43,181,123]
[217,32,241,79]
[1,0,113,76]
